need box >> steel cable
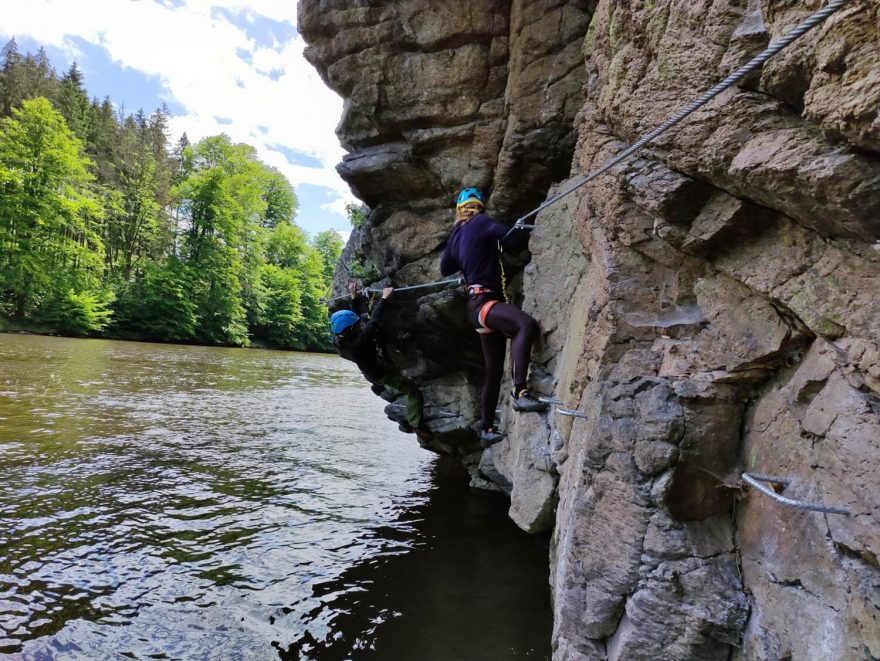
[501,0,853,241]
[322,277,463,305]
[742,472,851,516]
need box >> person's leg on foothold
[401,381,430,439]
[383,373,430,439]
[483,301,547,412]
[478,331,506,447]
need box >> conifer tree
[0,43,59,116]
[55,63,91,141]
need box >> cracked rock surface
[300,0,880,658]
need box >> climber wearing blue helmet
[440,187,547,448]
[330,309,360,335]
[330,282,430,440]
[456,187,485,207]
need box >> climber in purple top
[440,187,547,448]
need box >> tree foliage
[0,97,106,332]
[0,41,345,350]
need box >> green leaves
[0,97,105,321]
[0,43,344,350]
[42,288,114,335]
[313,230,343,281]
[112,258,197,342]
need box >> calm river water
[0,334,551,660]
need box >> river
[0,334,551,660]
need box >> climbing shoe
[480,428,506,449]
[512,389,548,412]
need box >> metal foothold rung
[539,397,563,404]
[387,403,457,418]
[741,472,851,516]
[555,407,589,419]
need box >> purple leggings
[477,301,539,431]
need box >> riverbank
[0,325,335,353]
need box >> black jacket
[440,213,508,290]
[440,212,527,290]
[332,295,387,382]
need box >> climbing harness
[466,285,492,297]
[322,277,463,305]
[500,0,853,243]
[464,285,501,334]
[478,301,500,334]
[741,472,851,516]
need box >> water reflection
[0,335,550,659]
[278,458,552,660]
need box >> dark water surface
[0,335,551,659]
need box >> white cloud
[0,0,357,219]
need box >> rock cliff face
[299,1,880,658]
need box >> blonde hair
[455,202,483,224]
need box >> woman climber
[329,282,431,441]
[439,187,547,448]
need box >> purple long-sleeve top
[439,213,516,291]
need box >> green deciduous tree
[105,115,163,278]
[175,135,268,346]
[260,167,297,228]
[0,43,343,351]
[0,97,107,330]
[313,229,343,281]
[113,258,197,341]
[294,244,333,350]
[256,263,302,347]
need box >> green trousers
[381,373,425,430]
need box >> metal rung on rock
[741,472,851,516]
[555,407,589,419]
[537,397,588,419]
[388,403,457,419]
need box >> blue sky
[1,0,354,239]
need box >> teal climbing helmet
[330,309,360,335]
[456,187,485,208]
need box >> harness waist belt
[467,284,493,298]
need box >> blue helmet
[456,187,485,208]
[330,309,360,335]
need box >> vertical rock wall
[299,0,880,658]
[299,0,595,448]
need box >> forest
[0,40,343,351]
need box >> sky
[0,0,355,238]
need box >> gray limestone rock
[300,0,880,657]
